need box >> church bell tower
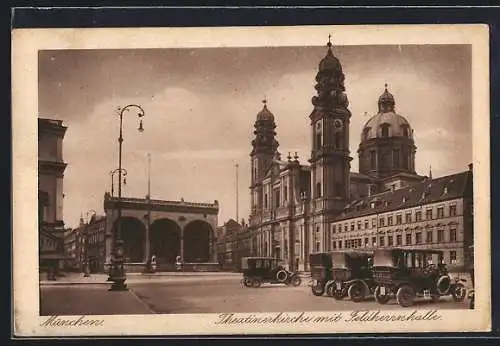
[250,100,279,213]
[309,37,352,217]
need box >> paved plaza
[40,273,469,315]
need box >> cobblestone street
[40,274,469,315]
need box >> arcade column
[180,231,184,263]
[143,216,150,262]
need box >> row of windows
[369,148,411,170]
[332,205,458,233]
[315,132,343,149]
[331,228,457,250]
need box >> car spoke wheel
[452,284,466,302]
[311,282,325,296]
[436,275,451,295]
[374,286,390,305]
[325,282,335,297]
[243,277,251,287]
[276,270,288,282]
[396,285,415,307]
[348,282,366,302]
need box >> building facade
[63,227,83,271]
[38,118,69,274]
[216,219,255,271]
[103,194,219,272]
[247,39,473,272]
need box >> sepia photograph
[12,24,491,336]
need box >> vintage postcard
[12,24,491,337]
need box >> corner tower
[309,37,352,216]
[250,100,279,213]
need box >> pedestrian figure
[175,255,182,271]
[151,255,157,272]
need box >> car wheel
[374,286,390,305]
[291,275,302,287]
[396,285,415,307]
[452,283,466,302]
[325,282,335,297]
[243,277,251,287]
[276,270,288,282]
[348,282,366,303]
[311,282,325,296]
[436,275,451,295]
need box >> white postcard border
[12,24,491,336]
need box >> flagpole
[148,153,151,199]
[236,163,239,223]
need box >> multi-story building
[69,214,107,273]
[63,227,83,271]
[247,39,473,272]
[38,118,69,275]
[328,166,473,269]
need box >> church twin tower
[248,39,421,263]
[250,39,352,220]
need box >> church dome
[256,100,274,121]
[361,85,413,141]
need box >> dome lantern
[378,83,396,113]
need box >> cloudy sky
[38,44,472,228]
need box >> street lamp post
[109,104,145,292]
[110,168,128,197]
[84,209,97,277]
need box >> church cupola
[311,36,349,112]
[358,84,418,179]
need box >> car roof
[375,248,443,254]
[242,257,279,260]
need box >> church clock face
[333,119,344,131]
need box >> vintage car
[325,250,375,302]
[309,252,334,296]
[372,248,467,307]
[240,257,302,288]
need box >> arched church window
[334,132,341,149]
[316,132,322,149]
[363,127,371,141]
[402,125,410,138]
[370,151,376,169]
[316,182,322,198]
[380,123,390,137]
[334,182,342,197]
[393,149,400,168]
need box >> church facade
[247,40,473,272]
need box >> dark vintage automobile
[325,250,375,302]
[372,248,467,307]
[241,257,302,288]
[309,252,334,296]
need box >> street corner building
[246,40,474,274]
[38,118,72,278]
